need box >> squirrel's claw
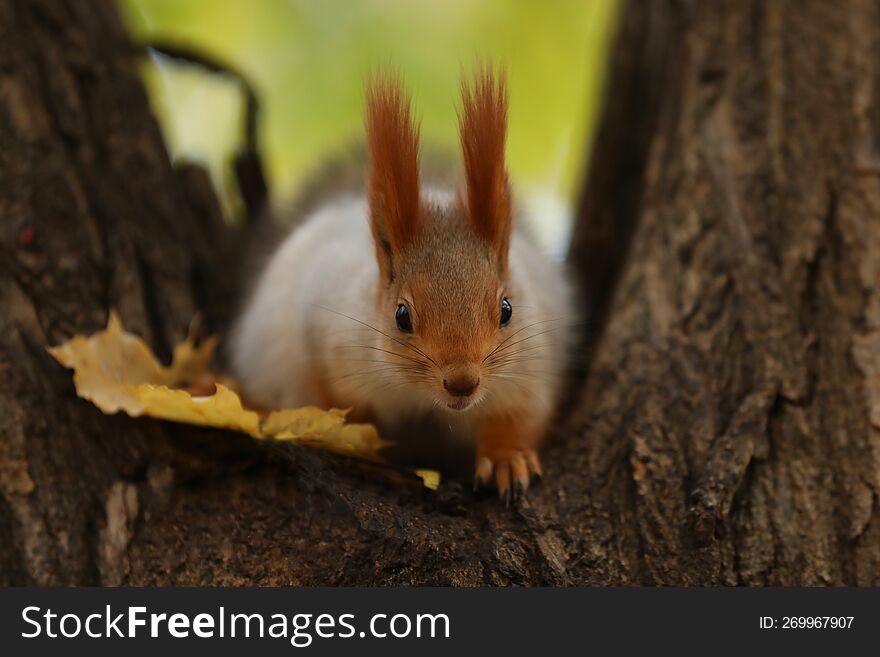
[495,460,512,503]
[510,479,525,504]
[525,450,542,479]
[473,456,494,491]
[473,449,542,502]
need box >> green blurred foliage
[119,0,618,245]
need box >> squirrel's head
[365,69,515,412]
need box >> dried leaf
[262,407,389,456]
[139,384,262,436]
[47,311,189,415]
[415,469,441,490]
[48,312,439,486]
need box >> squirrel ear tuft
[459,66,511,273]
[365,72,421,280]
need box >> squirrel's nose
[443,374,480,397]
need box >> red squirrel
[230,69,574,499]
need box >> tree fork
[1,0,878,586]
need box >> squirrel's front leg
[474,412,545,502]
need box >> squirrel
[230,68,574,500]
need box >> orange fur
[365,73,421,277]
[403,270,500,368]
[458,67,512,273]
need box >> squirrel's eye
[500,297,512,326]
[396,304,413,333]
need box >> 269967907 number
[760,617,855,629]
[785,617,853,629]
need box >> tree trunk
[0,0,235,585]
[2,0,878,586]
[566,0,880,585]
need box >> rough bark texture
[0,0,234,585]
[2,0,879,586]
[566,0,880,585]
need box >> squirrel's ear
[459,67,511,274]
[365,73,421,282]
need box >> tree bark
[2,0,879,586]
[566,0,880,585]
[0,0,235,585]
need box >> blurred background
[119,0,619,255]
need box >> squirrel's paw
[474,448,542,504]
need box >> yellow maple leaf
[47,312,438,489]
[138,384,262,436]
